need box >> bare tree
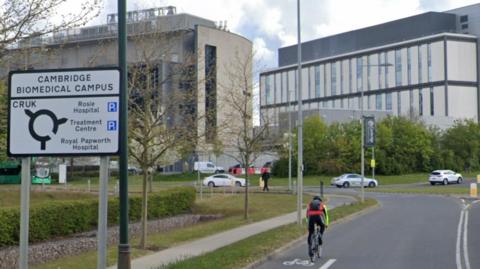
[219,51,272,220]
[127,29,202,249]
[0,0,101,57]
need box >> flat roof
[278,12,457,67]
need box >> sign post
[8,68,120,268]
[19,158,31,269]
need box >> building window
[376,94,382,110]
[314,65,321,97]
[367,56,371,91]
[349,59,352,93]
[205,45,217,141]
[407,47,411,85]
[461,24,468,30]
[397,92,401,115]
[367,95,371,110]
[340,62,344,95]
[378,53,382,88]
[356,57,363,93]
[331,62,337,96]
[430,87,434,116]
[340,98,344,109]
[460,15,468,23]
[323,64,327,97]
[385,52,389,88]
[395,50,402,86]
[427,44,432,82]
[386,93,392,111]
[418,46,422,84]
[419,89,423,116]
[265,75,272,105]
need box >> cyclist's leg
[316,217,324,245]
[307,217,315,257]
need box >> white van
[193,162,224,174]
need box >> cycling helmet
[313,195,322,201]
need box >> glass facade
[314,65,321,97]
[407,47,411,85]
[386,93,392,111]
[356,57,363,93]
[395,50,402,86]
[331,62,337,96]
[427,44,432,82]
[376,94,382,110]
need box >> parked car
[229,164,255,175]
[202,174,246,187]
[331,173,378,188]
[194,162,225,174]
[429,170,463,185]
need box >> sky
[87,0,480,69]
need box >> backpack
[310,200,321,211]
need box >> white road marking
[318,259,336,269]
[456,210,465,269]
[463,210,471,269]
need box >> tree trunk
[148,170,153,193]
[244,163,249,220]
[140,172,148,249]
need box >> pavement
[256,192,479,269]
[107,195,354,269]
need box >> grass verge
[32,193,312,269]
[366,186,469,195]
[157,198,377,269]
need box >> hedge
[0,187,195,246]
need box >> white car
[331,173,378,188]
[429,170,463,185]
[194,161,225,174]
[203,174,246,187]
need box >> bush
[271,158,296,178]
[0,187,195,246]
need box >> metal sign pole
[118,0,131,267]
[98,156,109,269]
[19,157,31,269]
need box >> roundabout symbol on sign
[24,109,67,150]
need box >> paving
[108,195,354,269]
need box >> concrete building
[259,4,480,132]
[3,6,253,172]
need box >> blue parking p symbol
[108,102,117,112]
[107,121,117,131]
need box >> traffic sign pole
[97,156,109,269]
[117,0,131,267]
[19,157,31,269]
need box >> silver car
[331,173,378,188]
[429,170,463,185]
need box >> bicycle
[309,224,323,262]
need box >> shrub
[0,187,195,246]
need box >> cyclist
[306,195,329,260]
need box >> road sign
[364,116,375,148]
[8,68,120,156]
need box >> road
[258,192,479,269]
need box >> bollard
[470,183,477,198]
[320,181,324,199]
[88,179,91,192]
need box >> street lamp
[359,63,392,203]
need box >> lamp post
[296,0,304,225]
[359,63,392,202]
